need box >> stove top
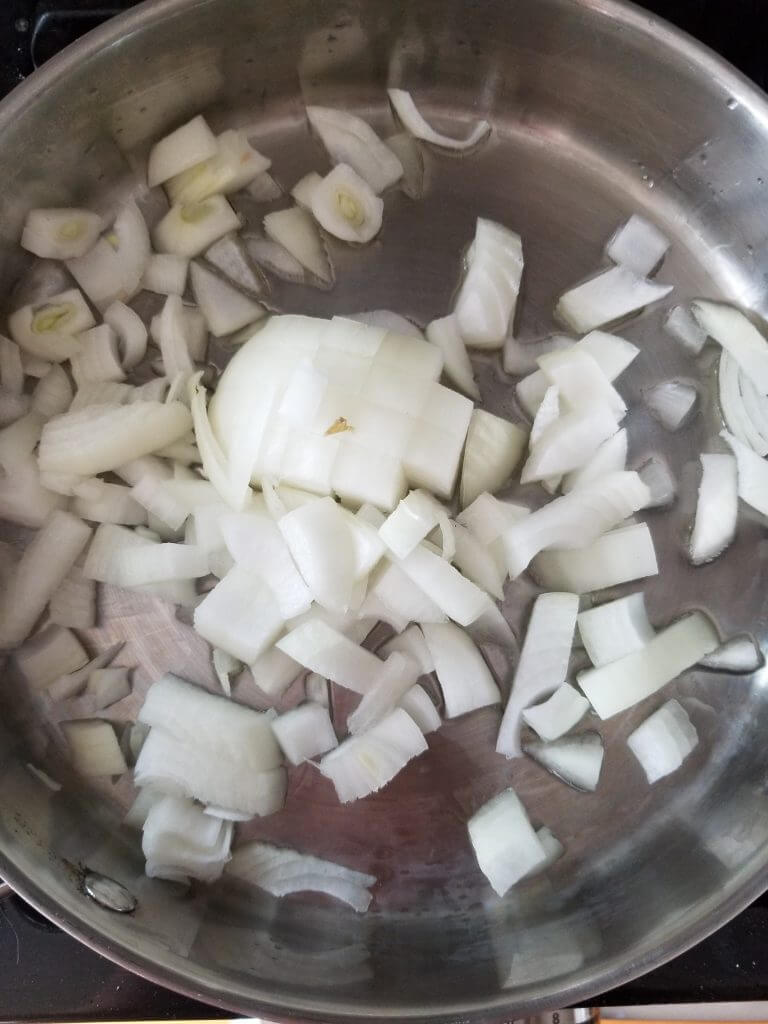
[0,0,767,1019]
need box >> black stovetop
[1,0,767,1019]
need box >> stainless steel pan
[1,0,768,1020]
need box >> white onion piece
[69,381,134,411]
[421,622,500,718]
[644,379,698,431]
[205,234,267,298]
[86,667,131,709]
[700,635,763,673]
[467,788,546,896]
[0,389,29,426]
[103,300,148,371]
[246,171,283,203]
[605,214,670,276]
[0,411,43,472]
[425,315,479,399]
[347,652,421,734]
[307,106,403,193]
[0,336,23,395]
[504,471,649,577]
[13,624,87,690]
[384,132,425,199]
[158,294,195,380]
[529,384,560,452]
[67,201,150,312]
[333,440,408,510]
[194,564,284,663]
[124,789,160,830]
[143,253,188,296]
[460,409,526,508]
[63,720,126,776]
[454,219,523,350]
[130,475,190,531]
[147,115,217,187]
[154,196,241,258]
[533,522,658,594]
[721,428,768,516]
[277,618,381,695]
[361,558,446,629]
[305,672,329,706]
[504,335,573,377]
[466,600,515,649]
[190,261,264,337]
[291,171,323,209]
[379,625,434,673]
[524,732,604,792]
[70,324,124,388]
[20,353,52,377]
[48,641,123,702]
[387,89,490,152]
[579,611,718,719]
[189,372,247,510]
[211,647,238,696]
[319,707,427,803]
[378,489,441,559]
[0,510,91,648]
[539,348,626,420]
[690,453,738,565]
[719,351,768,454]
[692,299,768,393]
[637,454,677,508]
[166,129,271,205]
[244,233,307,282]
[279,497,355,613]
[228,841,375,913]
[116,454,172,487]
[82,525,192,605]
[521,406,619,483]
[38,400,191,477]
[310,164,383,244]
[457,492,529,546]
[142,795,232,884]
[0,456,66,527]
[451,522,505,601]
[73,479,146,525]
[398,543,489,627]
[522,683,590,742]
[21,207,103,260]
[220,510,312,618]
[271,703,338,764]
[664,305,708,355]
[737,369,768,444]
[251,647,302,699]
[112,541,208,585]
[563,429,628,493]
[399,684,440,734]
[496,592,578,758]
[578,592,655,667]
[627,698,698,784]
[49,563,96,630]
[347,310,423,338]
[9,287,93,361]
[556,266,673,334]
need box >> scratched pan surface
[1,0,768,1020]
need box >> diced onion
[533,521,659,593]
[154,196,241,258]
[67,200,151,312]
[190,261,264,337]
[692,299,768,394]
[205,234,268,298]
[347,652,421,734]
[143,253,188,296]
[244,233,307,283]
[142,795,232,883]
[524,732,604,792]
[71,325,125,388]
[422,622,500,718]
[399,684,441,733]
[49,563,96,630]
[467,788,546,897]
[166,129,271,205]
[279,497,356,613]
[13,624,87,690]
[539,348,626,420]
[605,214,669,276]
[63,720,127,776]
[21,207,104,260]
[643,379,698,431]
[307,106,403,194]
[689,453,737,565]
[451,522,505,601]
[664,305,708,355]
[556,266,673,334]
[86,667,132,709]
[562,429,627,493]
[194,564,285,663]
[454,219,523,350]
[271,703,338,764]
[460,409,526,508]
[277,617,381,695]
[522,683,590,742]
[387,89,490,152]
[627,699,698,784]
[425,315,479,399]
[578,592,655,667]
[637,454,677,508]
[721,428,768,517]
[700,634,763,674]
[310,164,383,244]
[385,132,425,199]
[398,542,489,626]
[73,478,146,525]
[9,287,93,362]
[103,301,148,370]
[147,115,218,187]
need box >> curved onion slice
[194,564,284,663]
[9,288,93,362]
[271,703,338,764]
[31,365,72,418]
[21,208,104,260]
[539,348,626,419]
[398,543,489,626]
[67,200,150,312]
[533,521,658,594]
[319,707,427,803]
[188,371,246,510]
[228,842,375,913]
[421,622,500,718]
[291,171,323,209]
[689,453,737,565]
[147,115,218,187]
[719,350,768,454]
[692,299,768,393]
[627,699,698,784]
[521,406,619,483]
[426,315,479,399]
[387,89,490,152]
[721,428,768,516]
[378,489,441,559]
[205,234,268,298]
[524,732,604,792]
[70,324,124,387]
[578,592,655,667]
[460,409,526,508]
[310,164,383,244]
[307,106,403,193]
[379,624,433,674]
[467,788,545,897]
[496,592,578,758]
[347,652,421,734]
[522,683,590,742]
[455,219,523,349]
[605,215,669,277]
[142,796,233,884]
[277,618,381,695]
[563,429,627,493]
[103,300,148,370]
[244,233,307,283]
[263,207,333,284]
[556,266,673,334]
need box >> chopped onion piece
[425,315,479,399]
[9,287,93,361]
[103,300,148,371]
[277,618,381,695]
[504,471,649,577]
[361,557,447,629]
[112,541,208,585]
[692,300,768,393]
[117,454,172,487]
[556,266,673,334]
[0,411,43,472]
[578,612,718,719]
[347,309,423,338]
[272,703,338,764]
[310,164,383,244]
[496,592,578,758]
[63,720,126,776]
[205,234,267,299]
[188,372,247,510]
[73,479,146,525]
[157,294,195,380]
[319,707,427,803]
[718,350,768,454]
[246,171,283,202]
[539,348,626,420]
[524,732,604,792]
[460,409,526,508]
[229,841,374,912]
[0,455,66,526]
[21,353,52,377]
[399,684,440,733]
[143,253,188,296]
[13,624,87,690]
[49,563,96,629]
[21,207,103,260]
[305,672,329,706]
[563,429,627,493]
[67,201,150,312]
[721,428,768,517]
[455,219,523,350]
[522,406,619,483]
[38,400,192,476]
[457,492,529,546]
[251,646,302,699]
[291,171,323,209]
[86,667,131,709]
[422,622,500,718]
[578,592,655,667]
[398,543,489,626]
[387,89,490,152]
[690,453,737,565]
[637,454,677,508]
[71,324,124,388]
[154,195,241,258]
[166,129,271,204]
[504,334,573,377]
[664,305,708,355]
[190,261,264,337]
[0,389,29,426]
[385,132,425,199]
[644,379,698,432]
[523,683,590,742]
[378,489,441,559]
[605,214,669,276]
[451,522,505,600]
[533,522,658,593]
[194,564,284,663]
[0,510,91,648]
[211,647,238,696]
[307,106,403,193]
[347,652,421,734]
[700,634,764,673]
[148,115,218,187]
[627,698,698,784]
[48,642,123,702]
[279,497,355,613]
[142,795,232,883]
[467,788,546,896]
[244,233,307,283]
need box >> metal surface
[0,0,768,1021]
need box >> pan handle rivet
[83,871,137,914]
